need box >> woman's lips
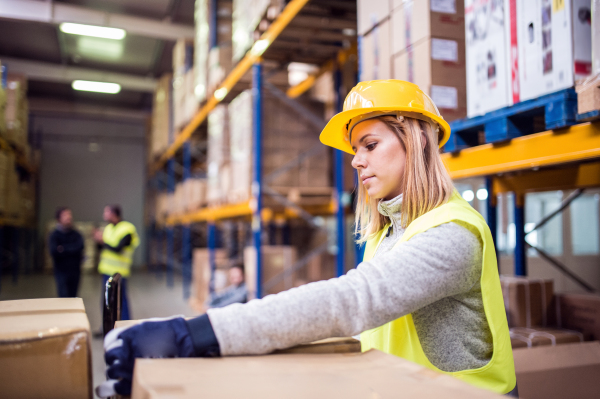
[362,176,374,184]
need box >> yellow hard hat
[319,80,451,154]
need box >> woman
[98,80,517,397]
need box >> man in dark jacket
[49,207,84,297]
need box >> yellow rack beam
[166,201,253,225]
[151,0,311,174]
[442,122,600,179]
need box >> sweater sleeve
[205,221,483,356]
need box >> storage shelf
[442,121,600,180]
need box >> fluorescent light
[214,87,228,100]
[72,80,121,94]
[476,188,488,201]
[251,39,270,56]
[77,37,124,59]
[462,190,474,202]
[60,23,126,40]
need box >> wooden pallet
[445,88,578,152]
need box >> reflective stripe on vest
[98,221,139,278]
[360,191,516,394]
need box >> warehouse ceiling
[0,0,197,118]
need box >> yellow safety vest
[98,221,139,278]
[361,191,516,394]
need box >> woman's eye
[366,143,377,151]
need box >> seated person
[206,265,247,308]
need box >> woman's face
[350,119,406,200]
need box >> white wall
[32,114,147,267]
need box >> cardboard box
[206,105,230,205]
[190,248,229,311]
[244,245,297,299]
[465,0,513,117]
[0,298,92,399]
[510,327,583,348]
[358,0,390,35]
[359,18,392,81]
[513,341,600,399]
[273,337,361,354]
[391,0,465,55]
[515,0,592,102]
[555,292,600,341]
[130,350,503,399]
[194,0,209,103]
[151,74,172,158]
[576,73,600,114]
[500,276,554,328]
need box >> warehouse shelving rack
[443,120,600,292]
[147,0,358,299]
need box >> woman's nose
[351,153,365,170]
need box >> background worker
[49,207,84,298]
[98,81,517,398]
[206,265,247,309]
[94,204,139,320]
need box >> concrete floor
[0,271,200,398]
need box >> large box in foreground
[513,341,600,399]
[131,350,503,399]
[0,298,92,399]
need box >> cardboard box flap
[514,341,600,373]
[132,350,503,398]
[0,298,90,342]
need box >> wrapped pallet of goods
[206,104,230,205]
[359,0,467,121]
[244,245,297,299]
[228,90,331,205]
[151,74,172,159]
[4,74,28,150]
[184,176,207,212]
[194,0,209,104]
[232,0,284,62]
[172,39,198,133]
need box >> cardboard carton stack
[465,0,593,118]
[576,73,600,114]
[184,177,208,212]
[150,74,172,159]
[194,0,209,104]
[554,292,600,341]
[0,150,9,213]
[227,89,331,205]
[4,73,28,150]
[155,192,169,224]
[189,248,230,312]
[232,0,284,62]
[359,0,467,121]
[207,0,234,95]
[173,39,199,133]
[244,245,297,299]
[206,104,231,205]
[0,298,92,399]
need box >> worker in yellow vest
[94,204,139,320]
[98,80,517,398]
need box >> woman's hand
[96,316,195,397]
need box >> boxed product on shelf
[576,73,600,114]
[500,276,554,328]
[155,192,169,223]
[465,0,513,117]
[185,177,208,212]
[0,298,92,399]
[151,74,172,158]
[172,39,198,133]
[128,350,503,399]
[244,245,297,299]
[190,248,229,312]
[0,150,9,212]
[194,0,209,104]
[515,0,592,102]
[207,45,233,95]
[232,0,284,62]
[206,104,230,205]
[4,73,28,149]
[227,89,331,205]
[554,292,600,341]
[510,327,584,348]
[513,341,600,399]
[357,0,390,36]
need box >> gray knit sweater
[207,194,493,372]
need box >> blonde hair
[354,115,454,243]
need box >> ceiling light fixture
[60,22,126,40]
[72,80,121,94]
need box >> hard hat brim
[320,106,451,154]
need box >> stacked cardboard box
[227,89,331,204]
[194,0,209,103]
[510,327,583,349]
[184,177,208,212]
[4,73,28,150]
[154,192,169,224]
[232,0,284,62]
[359,0,467,121]
[465,0,593,118]
[206,104,230,205]
[172,39,199,133]
[150,74,172,158]
[0,150,9,213]
[500,276,555,328]
[576,73,600,114]
[554,292,600,341]
[244,245,297,299]
[207,45,233,96]
[0,298,92,399]
[189,248,229,312]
